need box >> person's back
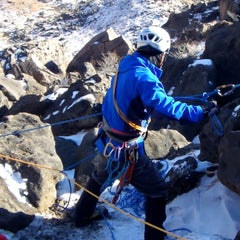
[102,51,160,134]
[103,49,204,136]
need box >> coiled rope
[116,160,169,217]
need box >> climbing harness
[97,123,141,203]
[102,117,143,141]
[100,70,149,198]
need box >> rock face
[219,0,240,21]
[218,131,240,194]
[0,113,63,212]
[203,22,240,101]
[0,0,240,235]
[199,97,240,195]
[66,27,133,74]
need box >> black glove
[201,100,219,118]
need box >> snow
[0,163,29,204]
[45,88,68,101]
[188,59,213,67]
[165,176,240,240]
[232,105,240,117]
[67,94,96,110]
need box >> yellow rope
[0,153,61,172]
[0,153,187,240]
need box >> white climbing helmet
[137,26,171,53]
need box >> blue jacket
[102,51,204,135]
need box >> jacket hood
[118,51,162,78]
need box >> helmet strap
[159,52,167,68]
[149,53,167,69]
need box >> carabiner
[113,143,124,161]
[103,141,115,158]
[216,84,235,97]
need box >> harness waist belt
[102,117,141,142]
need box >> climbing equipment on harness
[112,71,150,133]
[97,126,141,202]
[112,146,139,204]
[112,161,135,204]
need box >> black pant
[75,177,101,222]
[144,196,167,240]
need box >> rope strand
[0,112,102,138]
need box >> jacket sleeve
[137,72,204,123]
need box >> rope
[116,160,169,217]
[0,152,186,240]
[173,89,225,136]
[51,171,73,212]
[116,187,145,217]
[154,160,170,179]
[98,206,116,240]
[0,153,61,172]
[71,179,187,240]
[173,89,218,102]
[64,152,97,171]
[174,83,240,102]
[1,83,239,139]
[210,114,224,136]
[0,112,102,138]
[101,156,130,193]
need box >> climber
[74,26,219,240]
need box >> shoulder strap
[112,71,147,133]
